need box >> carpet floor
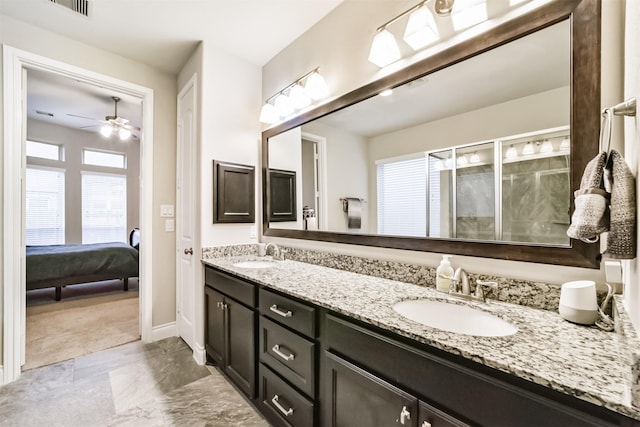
[25,279,140,371]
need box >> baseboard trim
[193,344,206,365]
[151,322,177,341]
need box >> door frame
[2,45,155,384]
[301,132,327,230]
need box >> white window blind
[82,172,127,243]
[377,156,427,236]
[25,167,65,245]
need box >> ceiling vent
[50,0,89,17]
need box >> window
[377,155,427,237]
[26,140,62,161]
[82,172,127,243]
[25,167,65,245]
[83,149,126,169]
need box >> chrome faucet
[450,267,497,303]
[264,242,285,260]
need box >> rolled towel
[567,152,609,243]
[604,150,636,259]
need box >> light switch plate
[160,204,174,217]
[165,219,175,232]
[250,225,257,239]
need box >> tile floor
[0,337,269,426]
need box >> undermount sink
[392,299,518,337]
[232,260,279,269]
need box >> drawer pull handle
[271,394,294,417]
[421,422,432,427]
[400,406,411,425]
[270,304,292,318]
[272,344,295,361]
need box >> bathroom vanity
[203,255,640,426]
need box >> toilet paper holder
[340,197,366,212]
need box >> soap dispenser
[436,255,454,292]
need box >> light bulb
[259,102,279,124]
[522,141,534,155]
[100,125,113,137]
[368,29,401,67]
[305,71,328,101]
[289,83,311,110]
[274,93,294,118]
[505,145,517,159]
[118,128,132,141]
[403,5,439,50]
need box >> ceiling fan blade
[66,113,100,121]
[79,125,99,129]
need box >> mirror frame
[262,0,601,268]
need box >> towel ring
[599,108,613,154]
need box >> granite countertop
[202,255,640,421]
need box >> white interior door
[176,75,198,350]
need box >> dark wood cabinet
[212,160,255,223]
[204,267,256,398]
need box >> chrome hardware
[421,421,432,427]
[451,267,470,295]
[264,242,281,260]
[216,301,226,310]
[475,280,498,302]
[399,406,411,425]
[184,247,193,255]
[271,395,294,417]
[270,304,293,318]
[272,344,295,361]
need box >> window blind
[25,167,65,245]
[82,172,127,243]
[377,156,427,237]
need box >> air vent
[49,0,89,17]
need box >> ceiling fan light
[118,128,132,140]
[274,93,294,118]
[290,83,311,109]
[100,124,113,137]
[368,29,401,68]
[403,6,439,50]
[259,102,279,124]
[305,71,329,101]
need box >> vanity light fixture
[469,151,480,163]
[505,144,517,159]
[559,137,570,151]
[404,3,440,50]
[259,68,329,124]
[369,28,402,67]
[540,139,554,153]
[451,0,488,31]
[522,141,535,156]
[456,154,468,166]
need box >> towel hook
[610,98,636,117]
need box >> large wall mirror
[262,0,601,268]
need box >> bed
[26,241,139,301]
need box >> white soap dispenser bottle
[436,255,454,292]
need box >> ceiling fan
[67,96,139,140]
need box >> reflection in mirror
[269,19,570,247]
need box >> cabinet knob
[400,406,411,425]
[184,247,193,255]
[271,394,294,417]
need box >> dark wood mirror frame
[262,0,601,268]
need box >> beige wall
[0,14,178,329]
[261,1,626,289]
[27,119,141,244]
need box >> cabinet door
[322,351,418,427]
[225,297,256,398]
[204,286,225,366]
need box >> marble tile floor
[0,337,269,427]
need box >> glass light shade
[305,71,328,101]
[505,145,517,159]
[540,139,554,153]
[560,137,570,151]
[274,93,294,118]
[403,6,439,50]
[290,83,311,109]
[452,0,488,31]
[259,102,279,124]
[522,141,535,155]
[118,128,132,141]
[456,155,468,166]
[100,124,113,137]
[470,152,480,163]
[368,29,401,67]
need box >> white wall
[27,119,141,244]
[0,14,178,329]
[261,1,626,289]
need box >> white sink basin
[392,299,518,337]
[232,260,279,269]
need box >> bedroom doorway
[2,46,155,384]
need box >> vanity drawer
[259,363,314,427]
[259,288,316,338]
[204,266,255,307]
[260,316,315,397]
